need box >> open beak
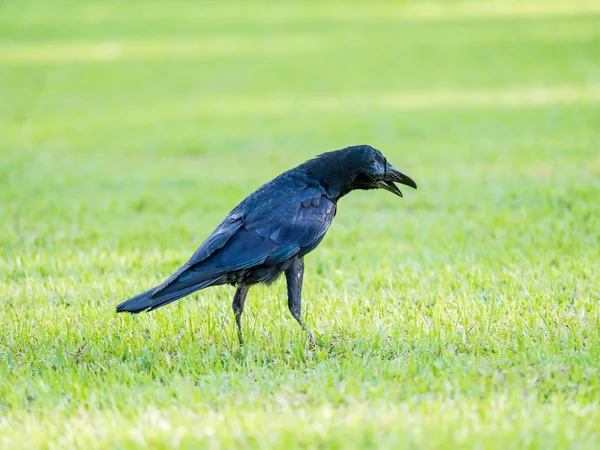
[376,165,417,198]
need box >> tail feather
[116,277,219,314]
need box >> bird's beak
[377,165,417,198]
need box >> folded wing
[151,180,336,299]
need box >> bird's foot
[306,329,326,349]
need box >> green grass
[1,0,600,448]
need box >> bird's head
[307,145,417,200]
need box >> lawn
[1,0,600,448]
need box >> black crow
[116,144,417,343]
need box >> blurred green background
[1,1,600,448]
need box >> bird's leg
[232,285,249,345]
[284,257,314,343]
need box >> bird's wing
[152,182,335,296]
[203,186,336,273]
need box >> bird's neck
[299,160,356,201]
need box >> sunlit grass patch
[1,0,600,448]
